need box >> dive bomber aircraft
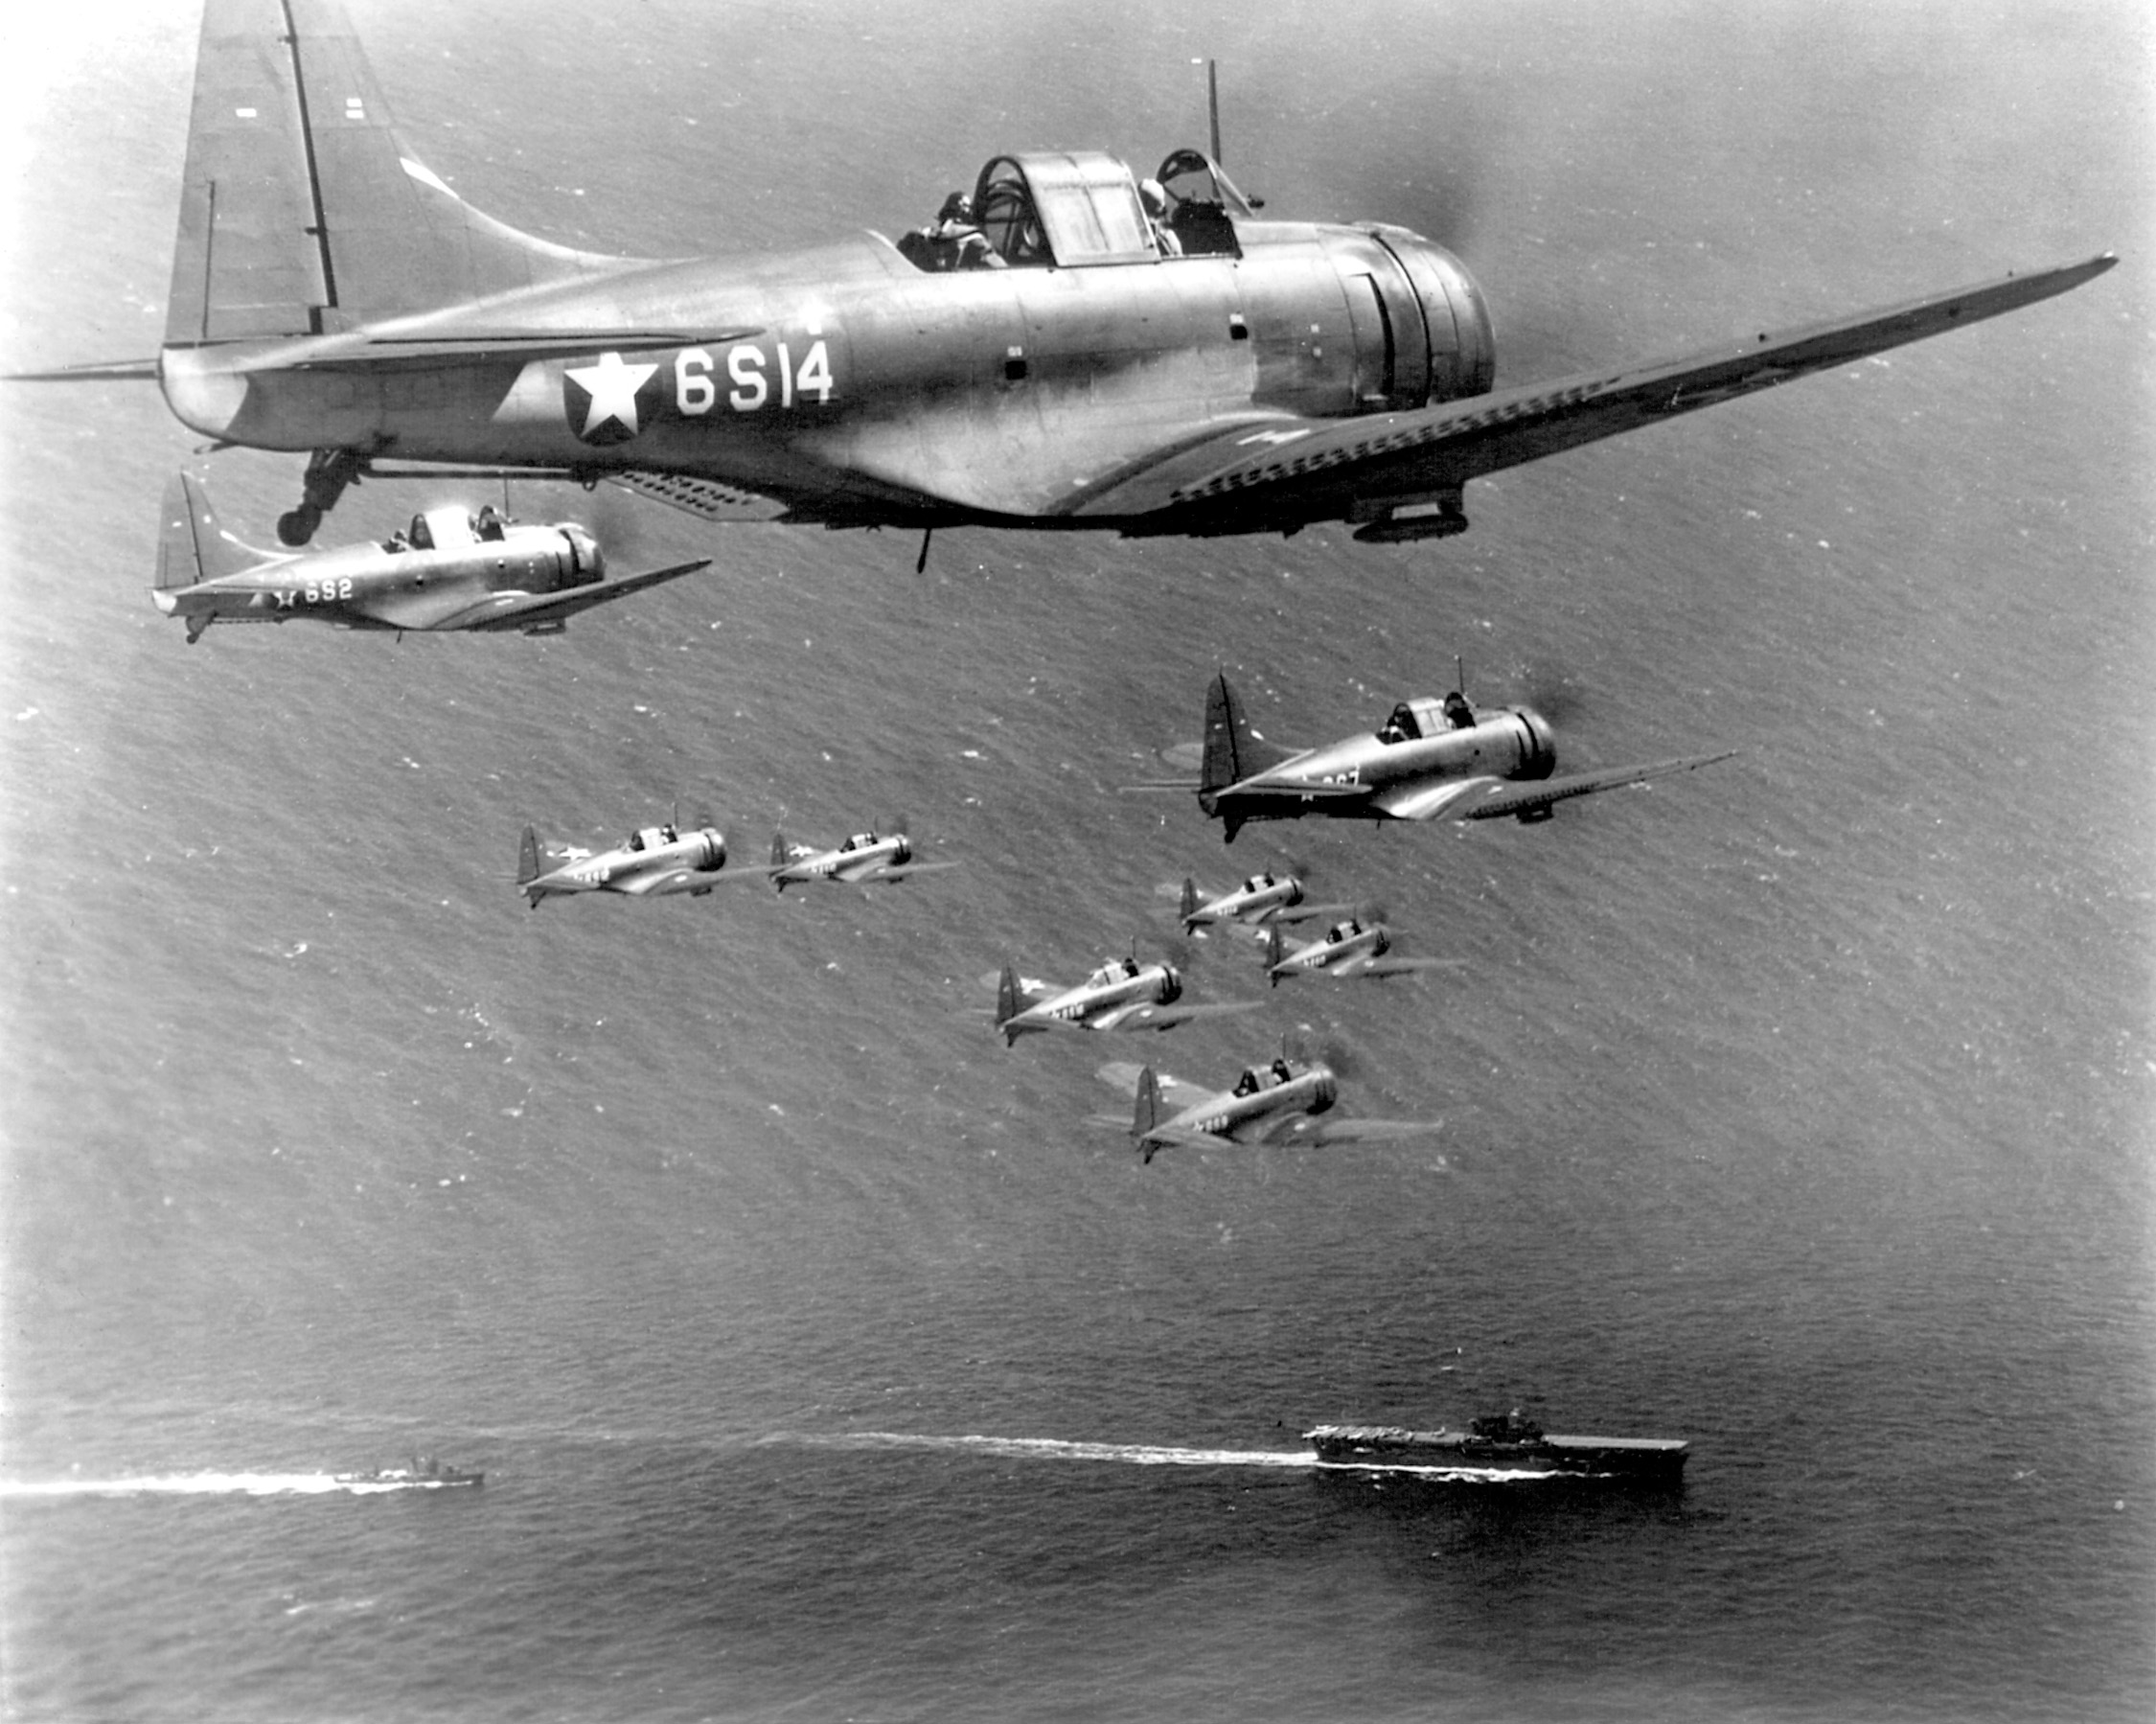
[154,472,709,642]
[1186,674,1734,843]
[518,817,728,906]
[27,1,2112,557]
[762,830,958,893]
[995,954,1260,1044]
[1260,919,1456,987]
[1106,1057,1443,1164]
[1179,871,1353,934]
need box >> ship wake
[1,1472,460,1498]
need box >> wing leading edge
[1065,254,2117,527]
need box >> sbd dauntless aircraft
[153,472,708,641]
[1104,1058,1443,1164]
[1260,919,1455,987]
[760,830,959,893]
[995,953,1259,1044]
[1187,673,1734,843]
[27,1,2111,555]
[518,816,728,906]
[1179,871,1352,934]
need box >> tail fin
[1201,673,1247,797]
[1131,1066,1163,1148]
[1179,877,1200,927]
[167,0,640,347]
[996,961,1022,1043]
[1264,924,1284,982]
[517,824,546,906]
[157,472,267,589]
[1202,672,1292,795]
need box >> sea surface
[2,3,2151,1720]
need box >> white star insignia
[565,351,658,440]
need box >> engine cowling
[1155,964,1183,1005]
[1366,228,1497,406]
[558,524,604,586]
[1508,708,1558,781]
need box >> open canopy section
[972,152,1158,267]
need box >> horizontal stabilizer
[6,358,161,382]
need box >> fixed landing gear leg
[277,448,367,546]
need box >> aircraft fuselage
[1157,1063,1341,1146]
[1208,705,1555,824]
[159,219,1494,531]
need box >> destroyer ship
[1304,1410,1687,1481]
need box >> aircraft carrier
[1304,1412,1687,1481]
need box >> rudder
[1131,1066,1162,1143]
[156,472,265,588]
[517,825,547,906]
[167,0,642,348]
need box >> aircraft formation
[22,0,2115,1171]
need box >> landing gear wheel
[276,504,322,547]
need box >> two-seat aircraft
[152,472,708,642]
[516,817,728,906]
[1104,1057,1443,1164]
[30,1,2111,558]
[1186,673,1734,843]
[995,954,1261,1044]
[1260,919,1456,987]
[762,830,958,893]
[1178,871,1351,934]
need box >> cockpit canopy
[973,152,1158,267]
[1377,693,1477,744]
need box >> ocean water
[1,2,2150,1719]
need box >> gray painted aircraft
[995,954,1260,1045]
[1260,918,1456,987]
[1178,870,1352,934]
[153,472,709,643]
[26,2,2112,557]
[1189,673,1735,843]
[761,830,959,894]
[1103,1057,1443,1164]
[517,817,728,907]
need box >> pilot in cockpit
[1442,690,1475,729]
[1271,1057,1295,1083]
[1233,1069,1260,1097]
[924,192,1001,271]
[1139,179,1181,257]
[407,513,434,550]
[474,504,507,541]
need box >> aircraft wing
[1064,255,2116,526]
[1371,752,1734,823]
[608,471,791,525]
[1345,955,1461,979]
[1096,999,1265,1033]
[1268,901,1358,925]
[1096,1062,1216,1116]
[1137,1124,1227,1160]
[1304,1117,1444,1146]
[436,559,713,632]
